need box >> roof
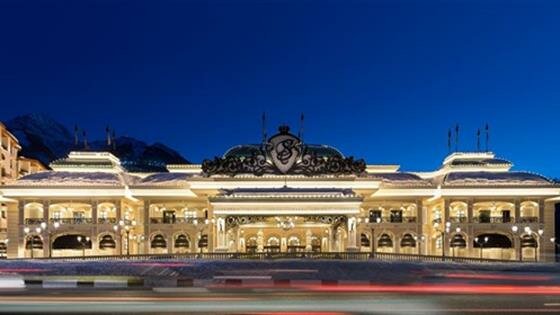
[444,171,554,186]
[211,186,362,201]
[450,158,512,166]
[136,173,195,186]
[362,173,432,187]
[13,171,140,186]
[221,186,356,196]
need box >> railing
[49,218,93,225]
[517,216,539,224]
[11,251,528,264]
[472,217,513,224]
[23,218,43,225]
[373,217,417,223]
[97,218,118,224]
[150,217,207,224]
[448,216,468,223]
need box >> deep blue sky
[0,0,559,175]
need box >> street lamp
[433,220,451,260]
[475,236,489,259]
[113,219,137,256]
[23,227,33,258]
[450,227,462,257]
[369,216,381,258]
[413,234,426,255]
[40,221,61,258]
[77,236,90,258]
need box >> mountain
[4,113,189,172]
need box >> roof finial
[106,125,111,147]
[74,124,79,146]
[477,128,481,152]
[298,113,304,141]
[82,130,89,150]
[455,124,460,152]
[447,128,452,153]
[261,112,267,144]
[485,123,490,152]
[112,129,117,151]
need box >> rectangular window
[502,210,511,223]
[163,210,176,224]
[479,210,491,223]
[1,210,5,219]
[369,210,382,222]
[390,210,403,223]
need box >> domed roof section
[223,144,344,159]
[444,171,554,186]
[223,144,261,159]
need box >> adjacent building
[0,125,558,261]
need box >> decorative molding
[202,125,366,177]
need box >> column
[467,199,474,223]
[514,199,521,222]
[17,202,24,258]
[305,229,312,252]
[7,202,22,258]
[42,201,49,257]
[346,216,358,251]
[214,217,227,251]
[443,200,449,255]
[115,203,122,255]
[91,201,98,255]
[257,229,264,252]
[143,201,150,254]
[539,199,545,225]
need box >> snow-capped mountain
[4,113,189,172]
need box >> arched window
[450,234,466,248]
[400,234,416,247]
[378,234,393,248]
[174,234,190,248]
[151,234,167,248]
[360,233,370,247]
[99,235,116,249]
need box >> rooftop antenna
[447,128,452,153]
[111,129,117,151]
[106,125,112,147]
[485,123,490,152]
[261,112,267,145]
[74,124,79,146]
[82,130,89,150]
[477,128,481,152]
[298,113,304,141]
[455,124,460,152]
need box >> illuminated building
[0,125,557,261]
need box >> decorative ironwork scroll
[226,216,268,228]
[202,125,366,176]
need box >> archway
[52,234,92,257]
[377,233,394,253]
[473,233,513,259]
[150,234,167,254]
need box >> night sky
[0,1,559,175]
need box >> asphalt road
[1,288,560,314]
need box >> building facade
[0,125,558,261]
[0,122,21,186]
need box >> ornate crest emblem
[202,125,366,177]
[266,126,301,174]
